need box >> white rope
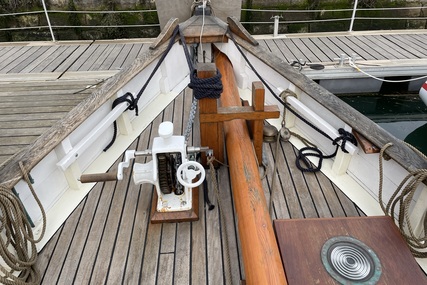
[348,58,427,83]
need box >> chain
[184,97,198,142]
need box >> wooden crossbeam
[199,79,279,165]
[199,105,279,123]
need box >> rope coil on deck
[0,162,46,285]
[379,143,427,258]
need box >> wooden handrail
[215,50,287,284]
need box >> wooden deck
[34,89,364,284]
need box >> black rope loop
[103,92,137,152]
[332,128,357,153]
[188,69,223,99]
[296,147,323,172]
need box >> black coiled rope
[104,24,223,151]
[188,69,222,99]
[296,128,357,172]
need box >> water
[340,94,427,155]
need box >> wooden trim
[215,50,287,285]
[149,18,179,50]
[352,130,380,154]
[227,16,258,46]
[199,105,279,123]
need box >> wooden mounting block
[150,187,199,224]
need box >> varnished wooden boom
[215,51,287,284]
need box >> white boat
[1,10,426,285]
[420,80,427,106]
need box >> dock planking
[0,78,103,166]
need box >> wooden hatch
[274,216,427,284]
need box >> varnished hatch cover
[274,216,427,284]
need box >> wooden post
[215,51,287,284]
[250,82,265,165]
[198,62,224,166]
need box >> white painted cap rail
[286,95,358,155]
[56,102,129,171]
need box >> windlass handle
[80,172,117,183]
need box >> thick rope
[0,162,46,285]
[207,156,233,285]
[295,128,356,172]
[379,143,427,258]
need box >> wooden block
[353,130,380,154]
[199,105,280,123]
[198,62,224,167]
[150,187,199,224]
[251,82,265,165]
[252,81,265,111]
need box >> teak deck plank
[263,40,287,62]
[122,43,144,68]
[78,45,109,71]
[282,38,309,62]
[31,45,79,73]
[327,36,367,59]
[354,35,398,60]
[67,44,100,72]
[98,44,125,70]
[109,44,133,70]
[367,35,411,59]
